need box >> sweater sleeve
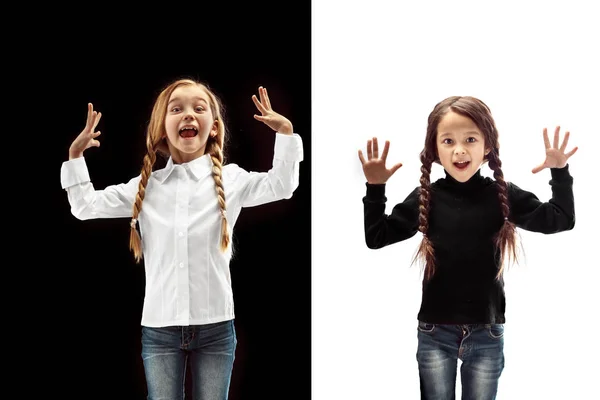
[363,183,420,249]
[508,165,575,233]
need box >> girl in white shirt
[61,79,304,399]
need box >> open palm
[358,137,403,184]
[532,126,578,173]
[69,103,102,159]
[252,86,293,135]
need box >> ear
[210,120,218,138]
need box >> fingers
[543,128,551,149]
[253,114,267,122]
[358,149,366,165]
[565,146,578,159]
[366,139,373,160]
[390,162,403,174]
[252,94,268,115]
[86,103,102,133]
[553,126,560,149]
[259,86,271,110]
[93,111,102,131]
[380,140,390,162]
[559,131,570,152]
[372,137,379,159]
[531,162,546,174]
[86,103,94,128]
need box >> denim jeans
[141,320,237,400]
[416,321,505,400]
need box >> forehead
[168,85,210,103]
[437,110,481,136]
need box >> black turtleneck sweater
[363,166,575,324]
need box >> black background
[22,4,311,399]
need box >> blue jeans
[416,321,505,400]
[141,320,237,400]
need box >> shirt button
[179,262,184,268]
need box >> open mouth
[453,161,470,170]
[179,126,198,139]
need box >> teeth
[179,126,198,132]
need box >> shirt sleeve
[363,183,420,249]
[508,165,575,233]
[226,132,303,208]
[60,157,141,220]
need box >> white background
[312,1,599,398]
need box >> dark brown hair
[412,96,518,280]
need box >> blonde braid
[210,141,230,252]
[129,137,158,263]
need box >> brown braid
[129,134,159,263]
[412,152,437,281]
[487,151,519,279]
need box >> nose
[183,107,195,120]
[455,147,466,155]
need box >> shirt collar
[154,153,213,184]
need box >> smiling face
[163,84,218,164]
[436,110,491,182]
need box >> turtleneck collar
[438,168,487,193]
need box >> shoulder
[222,163,250,180]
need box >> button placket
[174,166,191,318]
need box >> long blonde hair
[129,79,230,263]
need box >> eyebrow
[167,96,209,106]
[439,131,481,138]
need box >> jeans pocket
[417,320,436,333]
[486,323,504,339]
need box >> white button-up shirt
[61,133,303,327]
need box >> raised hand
[531,126,578,174]
[69,103,102,160]
[358,137,403,184]
[252,86,293,135]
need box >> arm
[363,184,420,249]
[233,132,303,207]
[357,137,416,249]
[61,103,139,220]
[508,165,575,233]
[61,157,140,220]
[510,126,578,233]
[233,86,303,207]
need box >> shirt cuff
[274,133,304,162]
[550,163,573,184]
[61,157,91,189]
[365,182,387,201]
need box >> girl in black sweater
[358,96,577,400]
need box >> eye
[170,106,181,112]
[443,138,453,145]
[466,137,477,143]
[195,106,205,112]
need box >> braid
[210,141,230,252]
[488,151,519,279]
[412,154,436,280]
[129,137,158,263]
